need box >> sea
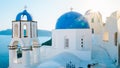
[0,35,50,68]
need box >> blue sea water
[0,35,10,68]
[0,35,50,68]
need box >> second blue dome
[55,11,90,29]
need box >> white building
[85,10,120,68]
[103,10,120,67]
[8,9,120,68]
[37,11,92,68]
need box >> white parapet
[22,48,31,67]
[33,46,40,64]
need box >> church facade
[8,9,120,68]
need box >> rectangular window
[114,32,117,46]
[81,45,83,47]
[91,18,94,23]
[65,38,69,48]
[103,32,109,42]
[92,28,94,34]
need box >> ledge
[8,46,17,50]
[33,45,41,48]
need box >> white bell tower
[9,9,40,68]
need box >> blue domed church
[53,11,91,52]
[37,11,92,68]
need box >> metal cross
[70,7,73,11]
[24,5,27,10]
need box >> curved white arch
[10,39,24,46]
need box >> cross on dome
[24,5,27,10]
[70,7,73,11]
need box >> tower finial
[70,7,73,11]
[24,5,27,10]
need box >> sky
[0,0,120,31]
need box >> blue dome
[56,11,90,29]
[16,10,32,21]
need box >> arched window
[13,41,22,63]
[17,47,22,59]
[17,42,22,59]
[23,24,28,37]
[21,15,27,20]
[16,43,22,63]
[103,32,109,42]
[14,24,18,37]
[91,18,94,23]
[114,32,118,46]
[98,19,100,23]
[92,28,94,34]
